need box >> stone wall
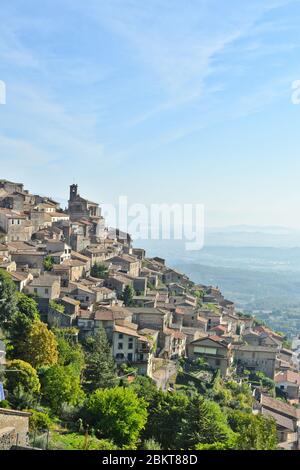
[0,408,31,447]
[0,426,16,450]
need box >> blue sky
[1,0,300,228]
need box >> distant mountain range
[204,225,300,247]
[134,225,300,250]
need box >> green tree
[141,438,162,450]
[43,255,54,272]
[7,293,40,359]
[129,375,158,403]
[23,321,58,368]
[56,333,85,374]
[42,364,85,413]
[228,410,278,450]
[91,263,108,279]
[122,285,135,307]
[0,270,17,329]
[5,359,40,409]
[85,387,148,448]
[84,328,117,390]
[141,390,189,449]
[195,442,229,450]
[181,395,236,449]
[16,292,40,319]
[251,371,275,394]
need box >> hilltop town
[1,178,300,450]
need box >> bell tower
[69,184,78,202]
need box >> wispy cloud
[72,0,298,130]
[0,0,300,216]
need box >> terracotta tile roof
[77,219,93,226]
[108,254,139,264]
[71,251,90,262]
[114,324,141,338]
[260,394,300,419]
[9,271,29,282]
[0,208,27,219]
[94,306,131,321]
[69,282,93,293]
[7,241,37,251]
[254,325,283,340]
[211,325,227,332]
[53,264,69,271]
[197,315,209,323]
[261,408,295,431]
[129,307,169,315]
[62,259,86,267]
[78,309,93,319]
[163,328,186,340]
[275,371,300,386]
[191,335,229,348]
[208,334,229,344]
[30,274,60,286]
[61,296,80,306]
[175,307,185,315]
[50,212,69,218]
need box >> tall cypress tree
[84,328,117,390]
[122,285,135,306]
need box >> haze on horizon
[1,0,300,229]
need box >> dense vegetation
[0,269,278,450]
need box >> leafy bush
[85,387,148,448]
[29,409,52,432]
[49,432,118,450]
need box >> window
[127,353,133,361]
[34,288,38,294]
[215,359,221,366]
[118,343,123,350]
[45,288,49,294]
[118,333,124,339]
[194,346,217,355]
[116,353,124,359]
[128,342,133,350]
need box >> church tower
[69,184,78,202]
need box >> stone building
[232,344,277,379]
[187,335,233,377]
[67,184,106,241]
